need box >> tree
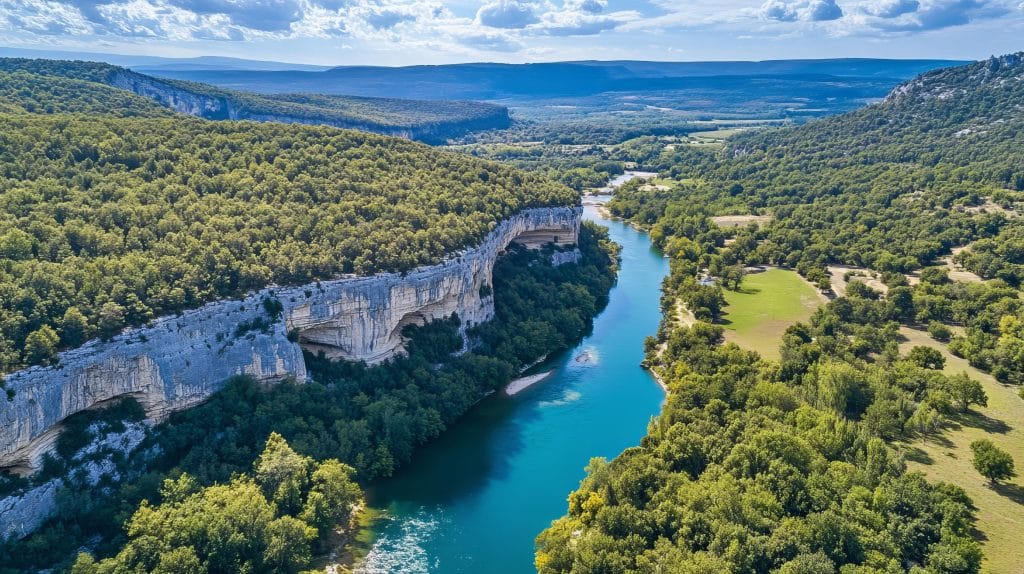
[96,301,126,340]
[23,326,59,366]
[908,406,944,442]
[928,321,952,342]
[777,552,836,574]
[888,286,915,320]
[970,439,1016,485]
[944,373,987,412]
[60,307,92,347]
[255,432,312,515]
[301,459,361,532]
[907,346,946,370]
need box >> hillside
[0,70,174,117]
[148,58,959,148]
[0,109,573,376]
[0,59,511,142]
[541,55,1024,572]
[147,59,958,101]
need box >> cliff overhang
[0,206,581,475]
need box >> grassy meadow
[720,268,824,360]
[898,327,1024,574]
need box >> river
[356,196,668,573]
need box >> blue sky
[0,0,1021,65]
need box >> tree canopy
[0,98,575,373]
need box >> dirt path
[941,245,984,283]
[827,265,889,297]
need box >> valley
[0,46,1022,574]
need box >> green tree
[60,307,92,347]
[255,432,312,515]
[944,373,988,412]
[23,326,59,366]
[928,321,953,342]
[907,346,946,370]
[96,302,126,341]
[970,439,1016,485]
[301,459,361,533]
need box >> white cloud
[476,0,538,29]
[1,0,1023,62]
[860,0,921,17]
[533,0,639,36]
[761,0,843,22]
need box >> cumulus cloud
[565,0,606,13]
[806,0,844,19]
[761,0,844,21]
[365,9,414,30]
[533,0,638,36]
[476,0,538,29]
[860,0,921,17]
[167,0,302,32]
[854,0,1011,31]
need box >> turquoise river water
[357,200,668,573]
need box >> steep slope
[0,58,511,142]
[0,71,174,117]
[0,110,573,378]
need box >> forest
[537,55,1024,572]
[609,54,1024,385]
[0,103,574,375]
[0,223,619,572]
[0,58,512,141]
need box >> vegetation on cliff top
[0,58,511,141]
[0,223,617,572]
[0,107,575,374]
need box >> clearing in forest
[719,268,824,360]
[711,214,773,229]
[898,327,1024,574]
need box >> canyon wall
[0,206,581,475]
[108,70,511,143]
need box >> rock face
[0,421,150,540]
[0,207,580,474]
[107,70,512,143]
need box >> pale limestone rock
[0,207,580,475]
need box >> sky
[0,0,1022,66]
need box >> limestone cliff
[106,70,511,142]
[0,207,580,474]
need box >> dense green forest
[537,55,1024,572]
[609,54,1024,384]
[0,71,173,117]
[1,223,618,572]
[0,58,511,141]
[0,107,574,374]
[71,433,362,574]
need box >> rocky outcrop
[1,422,149,540]
[107,70,511,143]
[0,207,580,474]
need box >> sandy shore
[506,370,554,395]
[649,368,669,394]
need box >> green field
[720,268,824,359]
[898,327,1024,574]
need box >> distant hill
[729,53,1024,182]
[0,58,510,142]
[145,59,963,102]
[0,47,329,72]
